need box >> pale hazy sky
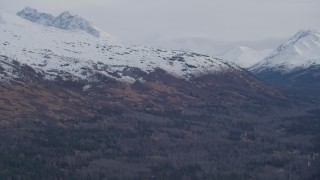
[1,0,320,54]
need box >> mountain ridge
[1,8,239,85]
[250,29,320,73]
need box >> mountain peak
[271,29,320,57]
[219,46,271,68]
[236,45,252,52]
[17,7,100,37]
[59,11,72,17]
[18,7,37,15]
[250,29,320,72]
[287,29,319,45]
[295,29,318,38]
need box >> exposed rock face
[17,7,100,37]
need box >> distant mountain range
[218,46,272,68]
[218,29,320,97]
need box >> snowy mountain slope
[219,46,272,68]
[249,30,320,98]
[250,29,320,73]
[0,8,238,83]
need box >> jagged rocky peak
[16,7,54,24]
[17,7,100,37]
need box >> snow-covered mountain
[249,29,320,97]
[0,8,238,83]
[219,46,272,68]
[250,29,320,73]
